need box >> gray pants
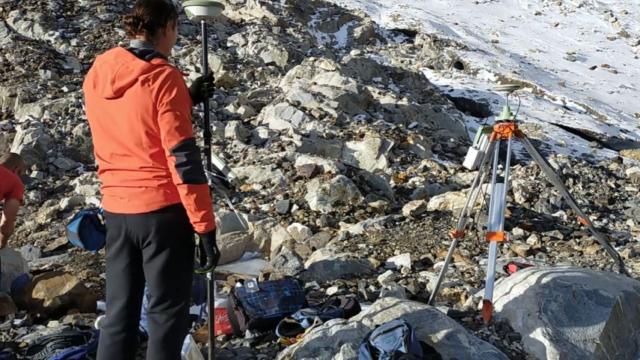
[97,204,195,360]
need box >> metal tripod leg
[482,137,513,324]
[519,137,627,275]
[428,141,497,305]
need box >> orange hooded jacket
[83,47,214,234]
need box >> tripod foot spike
[482,300,494,325]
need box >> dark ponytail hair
[123,0,179,41]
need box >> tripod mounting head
[494,83,522,122]
[183,0,225,22]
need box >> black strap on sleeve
[170,138,208,185]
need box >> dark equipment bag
[227,278,306,336]
[23,329,98,360]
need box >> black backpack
[226,278,306,336]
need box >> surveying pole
[183,1,225,359]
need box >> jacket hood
[84,47,167,99]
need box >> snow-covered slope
[329,0,640,160]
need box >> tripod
[426,85,627,324]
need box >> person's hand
[195,231,220,274]
[189,72,215,106]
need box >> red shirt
[0,165,24,204]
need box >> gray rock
[297,136,345,159]
[59,196,85,211]
[287,223,313,242]
[359,171,394,200]
[280,58,372,116]
[10,125,52,168]
[28,254,71,269]
[225,121,250,142]
[377,270,397,286]
[271,247,305,277]
[341,135,393,172]
[223,0,280,26]
[305,175,363,213]
[492,267,640,360]
[207,52,225,74]
[308,231,332,250]
[216,209,249,235]
[233,165,285,186]
[258,102,312,133]
[227,28,288,68]
[342,216,389,236]
[217,231,253,265]
[427,190,468,212]
[379,283,407,299]
[52,157,80,171]
[299,247,373,283]
[386,253,411,270]
[294,154,343,175]
[19,245,41,262]
[70,123,94,163]
[402,200,428,218]
[404,134,433,159]
[594,290,640,360]
[277,297,508,360]
[625,166,640,184]
[352,21,378,45]
[70,173,101,197]
[5,10,49,42]
[276,199,291,214]
[270,225,293,259]
[226,103,257,120]
[250,126,276,146]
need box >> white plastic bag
[181,334,204,360]
[0,247,29,292]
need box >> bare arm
[0,198,20,248]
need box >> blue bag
[358,319,424,360]
[66,209,106,253]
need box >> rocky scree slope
[1,0,640,359]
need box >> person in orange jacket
[82,1,219,359]
[0,153,26,249]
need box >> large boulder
[492,267,640,360]
[10,125,52,168]
[16,271,97,317]
[277,297,508,360]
